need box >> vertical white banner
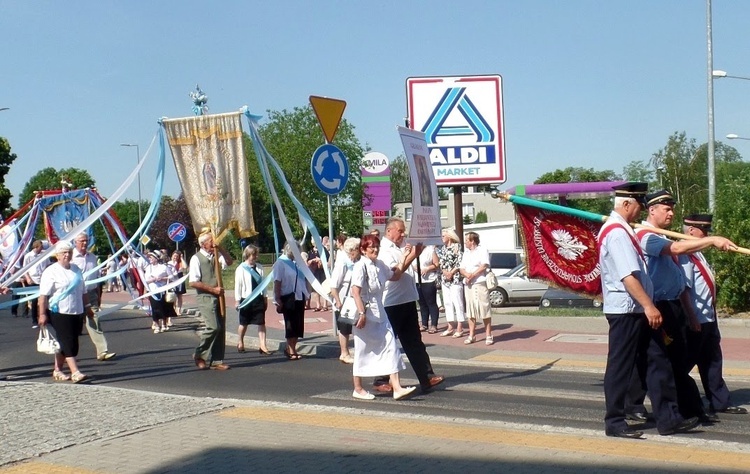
[397,126,442,246]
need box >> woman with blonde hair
[436,228,465,338]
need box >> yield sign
[309,95,346,143]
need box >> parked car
[489,263,548,307]
[539,288,602,309]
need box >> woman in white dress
[349,234,416,401]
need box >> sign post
[309,95,347,336]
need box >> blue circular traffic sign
[167,222,187,243]
[311,144,349,195]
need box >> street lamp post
[707,0,717,212]
[120,143,142,226]
[726,134,750,141]
[713,70,750,81]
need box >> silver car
[489,264,548,307]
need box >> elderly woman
[415,244,440,333]
[145,251,177,334]
[273,242,309,360]
[459,231,494,345]
[349,234,416,401]
[234,244,272,355]
[436,228,465,338]
[38,241,94,383]
[330,237,361,364]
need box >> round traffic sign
[311,144,349,195]
[167,222,187,243]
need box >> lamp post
[707,0,717,212]
[713,70,750,81]
[120,143,142,225]
[726,134,750,141]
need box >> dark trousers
[10,281,27,316]
[29,297,40,326]
[687,320,732,411]
[656,300,706,419]
[384,301,435,387]
[416,282,439,328]
[604,312,683,434]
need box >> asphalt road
[3,307,750,446]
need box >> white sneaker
[151,322,158,331]
[352,390,375,400]
[394,386,417,401]
[159,326,166,333]
[154,328,160,334]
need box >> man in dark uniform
[681,214,747,415]
[599,183,697,438]
[636,190,737,423]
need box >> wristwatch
[358,311,366,316]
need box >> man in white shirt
[72,233,116,361]
[376,217,444,393]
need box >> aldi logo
[406,75,506,185]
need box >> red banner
[515,204,603,297]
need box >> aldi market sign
[406,75,506,186]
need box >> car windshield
[504,263,524,277]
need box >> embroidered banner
[516,203,603,297]
[163,112,256,243]
[38,189,93,245]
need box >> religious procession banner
[515,202,603,297]
[397,126,442,246]
[38,189,93,245]
[162,112,256,243]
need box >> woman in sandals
[329,237,361,364]
[349,234,416,401]
[436,228,465,339]
[38,241,94,383]
[234,244,272,355]
[459,232,494,346]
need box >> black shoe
[660,417,699,435]
[625,412,649,423]
[698,412,720,424]
[606,428,644,439]
[719,406,748,415]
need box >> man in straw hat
[188,229,233,370]
[681,213,747,416]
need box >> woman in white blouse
[459,232,494,345]
[144,251,176,334]
[234,244,272,355]
[349,234,416,401]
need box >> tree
[534,166,621,216]
[138,195,196,254]
[243,106,367,252]
[475,210,488,224]
[389,154,411,204]
[0,137,18,216]
[18,167,96,207]
[622,160,655,185]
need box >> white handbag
[485,270,499,290]
[36,327,60,355]
[338,296,360,325]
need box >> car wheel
[490,288,508,307]
[540,298,551,308]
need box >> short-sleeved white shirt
[39,263,85,314]
[460,245,490,284]
[378,237,418,306]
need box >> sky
[2,0,750,207]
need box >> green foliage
[475,210,488,224]
[0,137,17,216]
[389,154,411,204]
[711,161,750,312]
[243,106,366,252]
[144,195,196,254]
[18,167,96,207]
[622,160,655,186]
[463,214,473,225]
[534,166,620,216]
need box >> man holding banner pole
[189,229,233,370]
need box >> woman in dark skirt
[169,250,188,316]
[234,245,272,354]
[38,241,94,383]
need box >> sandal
[428,327,437,334]
[452,331,464,338]
[71,371,89,384]
[440,329,454,337]
[464,336,476,345]
[52,370,70,382]
[486,335,494,346]
[419,325,428,332]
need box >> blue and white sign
[406,75,506,186]
[311,143,349,195]
[167,222,187,243]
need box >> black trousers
[687,320,732,411]
[384,301,435,387]
[604,312,683,434]
[416,282,439,328]
[656,300,706,419]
